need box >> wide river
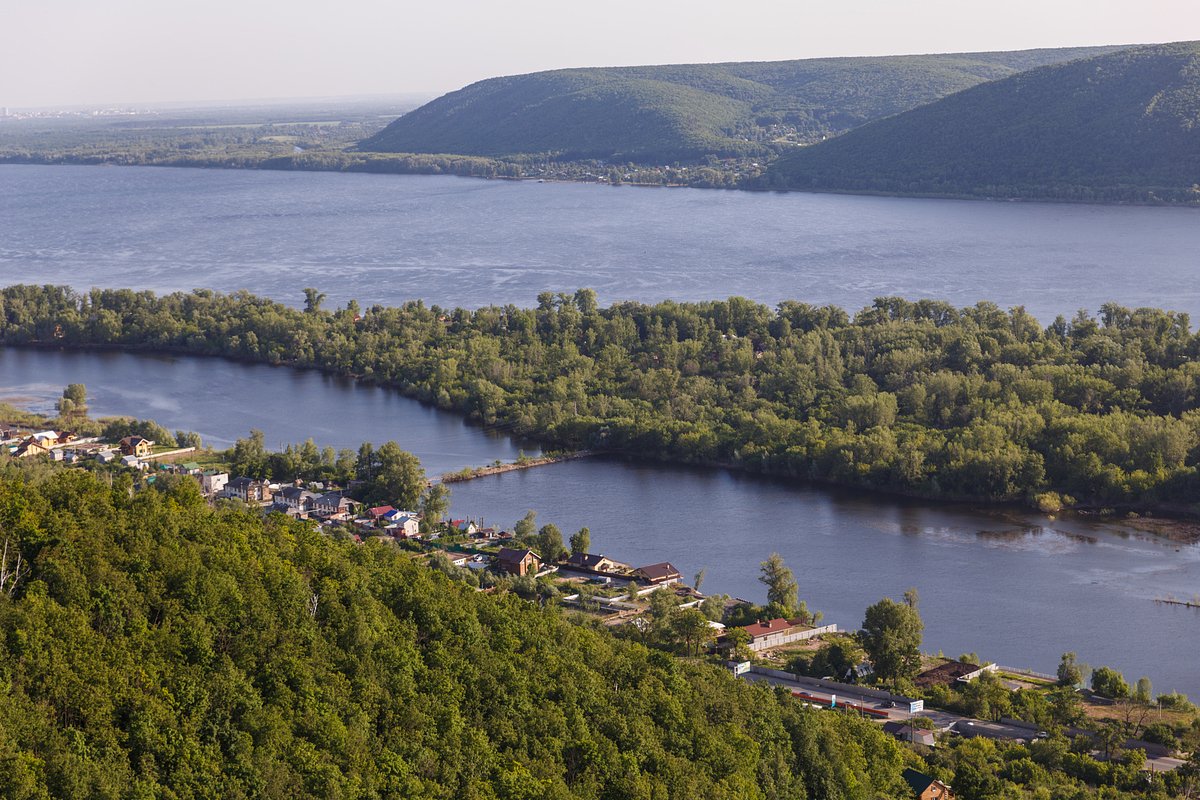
[2,164,1200,320]
[2,164,1198,694]
[2,348,1198,696]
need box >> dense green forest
[0,464,916,799]
[5,285,1200,514]
[359,47,1116,162]
[764,42,1200,203]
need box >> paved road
[1145,756,1186,773]
[743,672,910,720]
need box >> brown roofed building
[563,552,632,574]
[225,477,273,504]
[903,768,953,800]
[634,562,682,585]
[737,617,831,652]
[496,547,541,577]
[119,436,154,457]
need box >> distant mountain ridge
[359,46,1120,162]
[763,41,1200,202]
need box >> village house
[388,514,420,538]
[902,768,954,800]
[225,477,273,504]
[496,547,541,577]
[119,435,154,458]
[368,505,396,521]
[449,519,477,535]
[634,562,683,585]
[29,430,60,447]
[563,552,633,574]
[12,437,52,459]
[315,492,357,519]
[278,485,319,513]
[200,471,228,495]
[736,618,838,652]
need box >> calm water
[0,348,537,477]
[2,164,1200,320]
[3,348,1198,695]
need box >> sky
[1,0,1197,108]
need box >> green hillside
[0,467,911,798]
[358,47,1118,162]
[764,42,1200,202]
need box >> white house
[201,471,229,495]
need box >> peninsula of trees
[5,285,1200,515]
[763,42,1200,204]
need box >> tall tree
[1056,652,1084,687]
[569,527,590,557]
[419,484,451,532]
[57,383,88,417]
[355,442,375,482]
[537,524,565,563]
[514,510,537,541]
[671,609,714,657]
[758,552,798,617]
[303,287,326,314]
[231,429,268,477]
[860,596,923,685]
[1091,666,1130,699]
[369,441,426,509]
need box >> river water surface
[3,347,1198,696]
[3,164,1200,321]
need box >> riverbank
[7,154,1199,207]
[0,152,726,191]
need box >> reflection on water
[0,347,539,477]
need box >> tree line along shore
[5,284,1200,519]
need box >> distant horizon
[2,0,1195,108]
[1,92,437,114]
[0,38,1167,111]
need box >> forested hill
[0,467,911,798]
[763,41,1200,203]
[358,46,1117,162]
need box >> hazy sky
[2,0,1196,107]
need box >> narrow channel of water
[0,347,538,478]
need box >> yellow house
[14,437,51,458]
[119,436,154,458]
